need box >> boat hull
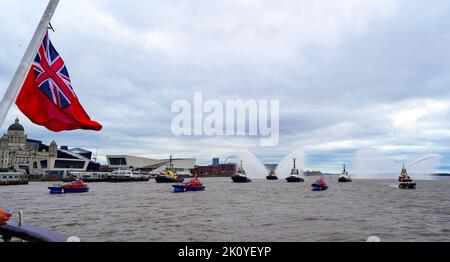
[48,186,63,194]
[399,182,416,189]
[338,177,352,182]
[286,176,304,183]
[172,185,205,193]
[231,175,252,183]
[155,175,184,183]
[63,188,90,193]
[266,176,278,180]
[0,180,29,186]
[311,184,328,191]
[48,187,89,194]
[107,176,151,182]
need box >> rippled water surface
[1,177,449,242]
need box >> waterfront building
[191,158,237,177]
[0,118,48,172]
[29,140,96,177]
[106,155,195,176]
[304,171,323,176]
[0,118,98,177]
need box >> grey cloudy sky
[1,0,449,172]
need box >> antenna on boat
[18,211,24,227]
[93,145,98,162]
[119,158,124,170]
[293,158,296,169]
[169,155,174,170]
[343,164,346,172]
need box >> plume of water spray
[224,155,239,164]
[275,149,305,179]
[407,154,441,179]
[353,150,397,179]
[353,150,441,180]
[236,149,268,179]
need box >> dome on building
[8,118,24,132]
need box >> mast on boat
[0,0,60,127]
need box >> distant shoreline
[432,173,450,177]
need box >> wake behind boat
[286,158,304,182]
[231,161,252,183]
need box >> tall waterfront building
[0,118,47,172]
[191,158,237,177]
[0,118,97,176]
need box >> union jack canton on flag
[32,32,76,109]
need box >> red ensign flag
[15,31,102,132]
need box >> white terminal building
[106,155,195,176]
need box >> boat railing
[0,222,77,242]
[0,211,79,242]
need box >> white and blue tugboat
[286,158,304,183]
[231,161,252,183]
[338,164,352,182]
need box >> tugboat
[338,164,352,182]
[311,177,328,191]
[231,161,252,183]
[266,170,278,180]
[398,164,416,189]
[286,158,304,182]
[155,155,184,183]
[172,176,205,193]
[48,180,89,194]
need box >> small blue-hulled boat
[172,177,205,193]
[311,184,328,191]
[172,184,206,193]
[48,180,89,194]
[311,177,328,191]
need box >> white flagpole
[0,0,60,128]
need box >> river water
[1,177,449,242]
